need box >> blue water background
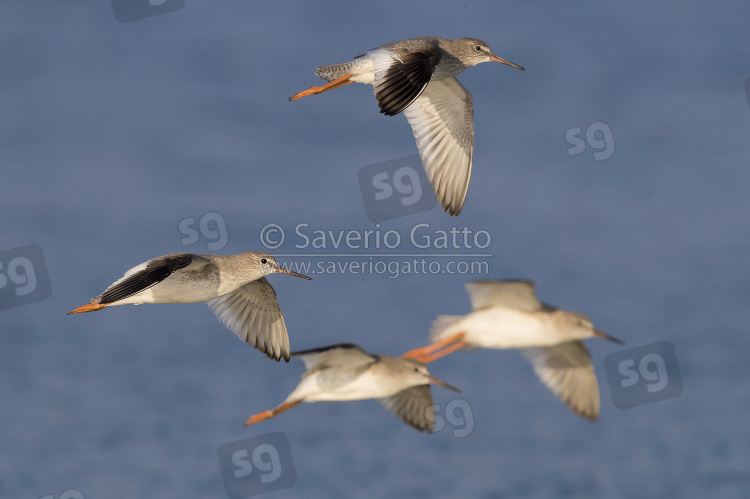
[2,1,750,497]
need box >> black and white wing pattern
[370,48,441,116]
[97,253,205,304]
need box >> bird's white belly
[454,309,561,349]
[115,271,224,305]
[301,370,400,402]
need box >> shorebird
[403,280,623,420]
[289,37,524,216]
[68,251,310,362]
[244,343,460,432]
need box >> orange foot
[68,303,108,315]
[403,332,468,364]
[244,400,302,427]
[289,73,354,101]
[245,410,274,427]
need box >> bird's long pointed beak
[490,54,525,71]
[274,264,312,280]
[427,374,461,393]
[594,329,624,345]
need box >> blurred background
[2,1,749,497]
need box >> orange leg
[244,400,302,427]
[68,302,108,315]
[403,332,467,360]
[289,73,355,101]
[413,339,468,364]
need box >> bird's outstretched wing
[371,48,441,116]
[402,77,474,216]
[97,253,204,304]
[465,279,541,312]
[379,385,436,432]
[291,343,377,373]
[208,277,291,362]
[521,341,600,420]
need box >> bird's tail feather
[315,62,357,82]
[429,315,464,342]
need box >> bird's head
[457,38,525,70]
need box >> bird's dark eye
[414,367,420,372]
[474,45,482,52]
[260,258,268,264]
